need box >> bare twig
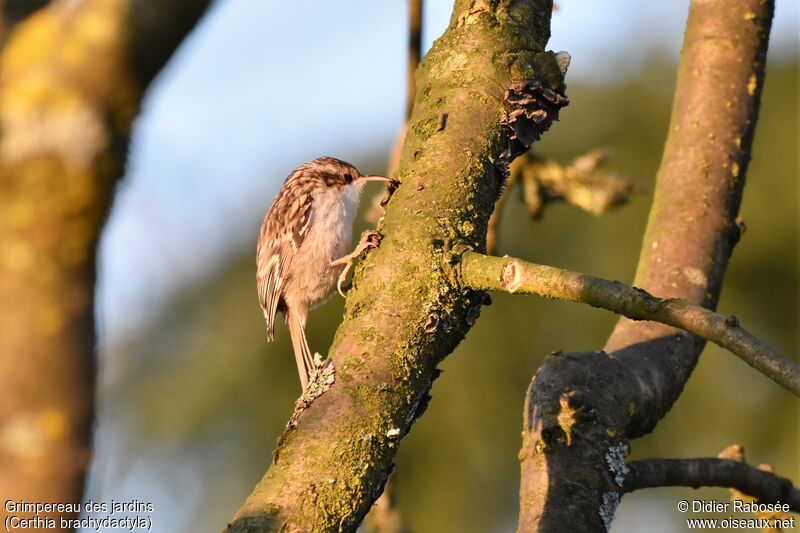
[623,458,800,512]
[406,0,422,120]
[460,251,800,395]
[718,445,794,531]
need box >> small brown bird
[256,157,392,390]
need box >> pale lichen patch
[682,266,707,288]
[0,408,68,458]
[605,441,629,487]
[456,0,493,28]
[287,354,336,429]
[599,491,620,532]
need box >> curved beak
[358,175,393,183]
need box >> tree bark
[516,0,776,531]
[622,458,800,512]
[460,252,799,394]
[226,1,566,531]
[0,0,209,530]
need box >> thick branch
[460,251,800,395]
[0,0,208,528]
[623,459,800,512]
[604,0,774,374]
[226,1,567,531]
[516,0,777,530]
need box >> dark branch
[623,459,800,512]
[406,0,422,119]
[516,0,778,530]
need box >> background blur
[83,1,798,532]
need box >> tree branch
[226,1,568,530]
[460,251,800,395]
[515,0,778,530]
[405,0,422,121]
[0,0,209,527]
[364,474,410,533]
[623,459,800,512]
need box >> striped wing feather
[257,188,313,340]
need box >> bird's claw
[332,231,382,297]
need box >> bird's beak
[358,175,393,183]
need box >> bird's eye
[343,173,353,184]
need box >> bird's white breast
[282,184,360,312]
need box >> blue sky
[97,0,799,354]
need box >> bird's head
[307,156,392,191]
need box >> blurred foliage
[98,60,797,532]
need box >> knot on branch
[500,80,569,166]
[500,259,523,292]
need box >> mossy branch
[0,0,209,524]
[459,251,800,395]
[226,1,568,530]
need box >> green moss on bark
[227,1,566,531]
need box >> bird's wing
[256,190,314,340]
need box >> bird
[256,156,393,390]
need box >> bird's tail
[286,310,314,391]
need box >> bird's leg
[331,230,382,297]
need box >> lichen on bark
[0,0,210,528]
[226,1,567,531]
[515,0,778,531]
